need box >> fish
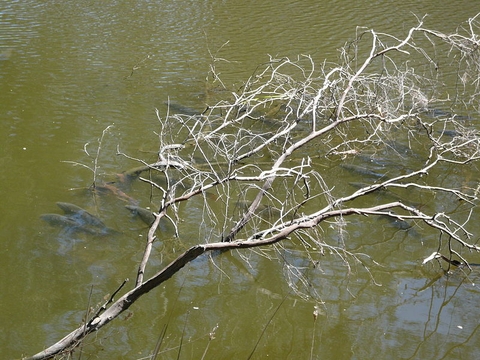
[166,102,204,116]
[424,108,472,121]
[41,212,119,236]
[56,202,106,228]
[117,165,151,183]
[340,164,389,180]
[41,213,81,227]
[40,214,100,235]
[125,205,156,226]
[380,215,412,230]
[91,183,139,205]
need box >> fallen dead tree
[26,14,480,359]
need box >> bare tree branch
[27,14,480,359]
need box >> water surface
[1,1,479,358]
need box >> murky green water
[1,1,480,359]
